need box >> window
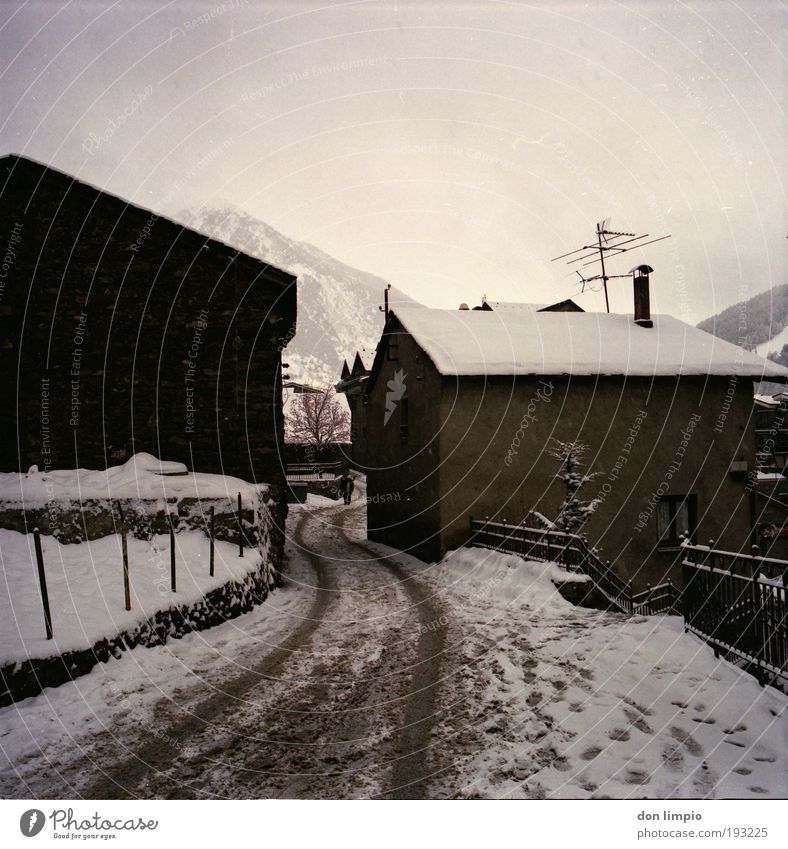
[387,333,399,361]
[399,398,409,444]
[656,494,697,547]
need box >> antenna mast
[551,219,671,312]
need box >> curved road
[45,500,449,799]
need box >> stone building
[362,278,788,588]
[336,352,370,470]
[0,155,296,510]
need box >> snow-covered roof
[390,306,788,379]
[755,380,788,398]
[754,394,781,407]
[489,301,548,312]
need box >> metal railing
[681,541,787,683]
[285,461,343,480]
[468,518,680,616]
[467,518,787,684]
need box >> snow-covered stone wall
[0,557,271,707]
[0,455,284,706]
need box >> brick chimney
[631,264,654,328]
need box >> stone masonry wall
[0,156,296,530]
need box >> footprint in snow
[669,726,703,756]
[661,742,684,771]
[608,728,631,742]
[623,707,653,734]
[623,696,652,716]
[624,768,650,785]
[689,759,717,796]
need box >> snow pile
[0,453,269,505]
[391,306,788,379]
[429,546,787,799]
[0,528,262,666]
[431,547,585,613]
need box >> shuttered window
[656,494,697,547]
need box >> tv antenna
[551,219,671,312]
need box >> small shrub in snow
[547,439,602,534]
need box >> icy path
[0,499,448,799]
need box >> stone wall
[0,491,282,706]
[0,494,275,556]
[0,561,270,708]
[0,156,296,538]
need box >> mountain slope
[178,207,418,386]
[697,285,788,353]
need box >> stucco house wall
[435,373,756,588]
[363,306,777,587]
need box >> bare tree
[285,385,350,451]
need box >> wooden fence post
[209,505,215,577]
[117,502,131,612]
[33,528,53,640]
[170,513,177,592]
[238,492,244,558]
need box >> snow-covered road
[1,494,785,799]
[0,499,450,799]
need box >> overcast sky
[1,0,785,322]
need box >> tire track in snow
[80,509,338,799]
[140,501,425,798]
[336,522,449,799]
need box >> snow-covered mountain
[179,207,419,386]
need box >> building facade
[336,352,370,470]
[363,297,787,589]
[0,155,297,506]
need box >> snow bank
[0,452,268,505]
[0,529,262,667]
[428,546,788,799]
[432,547,584,614]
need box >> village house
[752,389,788,558]
[361,270,788,588]
[0,155,297,518]
[336,352,371,470]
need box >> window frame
[399,397,409,444]
[656,493,697,549]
